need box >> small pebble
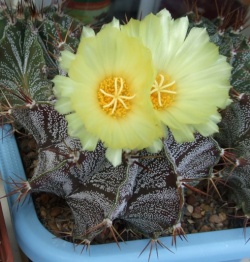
[50,207,62,218]
[187,219,194,224]
[187,194,197,205]
[194,206,202,214]
[192,212,202,219]
[209,214,221,224]
[40,207,47,218]
[209,223,216,229]
[187,205,194,214]
[200,203,213,212]
[215,223,224,229]
[200,225,211,232]
[218,212,227,222]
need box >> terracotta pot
[65,0,111,23]
[0,201,14,262]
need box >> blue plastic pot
[0,125,250,262]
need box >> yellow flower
[121,9,232,142]
[53,26,163,166]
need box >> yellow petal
[81,26,95,38]
[171,127,195,142]
[52,75,76,97]
[54,97,73,114]
[105,148,123,167]
[147,139,163,153]
[54,25,163,160]
[121,10,231,142]
[59,50,76,72]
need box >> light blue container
[0,125,250,262]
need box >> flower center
[150,73,177,110]
[97,77,136,118]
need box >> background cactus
[0,0,250,258]
[186,2,250,224]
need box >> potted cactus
[0,0,250,261]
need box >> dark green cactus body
[215,93,250,216]
[119,150,181,238]
[163,130,221,182]
[0,24,52,105]
[187,12,250,219]
[9,99,223,244]
[0,3,82,108]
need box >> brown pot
[0,201,14,262]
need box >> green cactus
[0,0,250,259]
[0,1,82,107]
[187,7,250,221]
